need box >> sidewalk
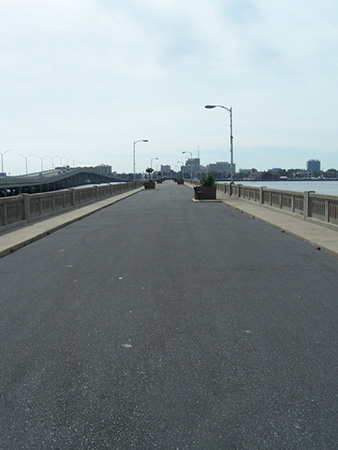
[185,183,338,258]
[0,187,143,258]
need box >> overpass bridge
[0,167,128,197]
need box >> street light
[19,153,33,175]
[0,149,11,175]
[177,161,184,178]
[205,104,234,183]
[133,139,148,182]
[150,157,158,169]
[36,155,51,172]
[182,151,193,181]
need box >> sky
[1,0,338,176]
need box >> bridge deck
[0,181,337,449]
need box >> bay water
[227,181,338,196]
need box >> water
[218,181,338,196]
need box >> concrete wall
[0,182,143,232]
[225,183,338,227]
[188,180,338,228]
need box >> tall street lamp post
[36,155,51,172]
[19,153,33,175]
[150,157,159,178]
[0,149,11,175]
[205,104,234,183]
[182,151,193,181]
[133,139,148,182]
[177,161,184,178]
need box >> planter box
[144,181,156,189]
[177,179,184,185]
[194,186,216,200]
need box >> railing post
[23,194,30,223]
[259,187,265,205]
[325,199,330,223]
[72,189,76,208]
[3,202,7,225]
[303,191,314,220]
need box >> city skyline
[1,1,338,176]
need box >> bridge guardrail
[186,180,338,228]
[0,182,143,232]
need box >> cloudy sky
[1,0,337,176]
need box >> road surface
[1,181,337,449]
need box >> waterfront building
[307,159,321,174]
[209,162,231,174]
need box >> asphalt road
[1,181,337,449]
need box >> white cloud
[1,0,338,174]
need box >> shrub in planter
[194,174,216,200]
[144,167,156,189]
[144,180,156,189]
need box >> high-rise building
[161,165,171,176]
[307,159,321,173]
[185,158,200,170]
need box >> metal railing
[0,182,143,232]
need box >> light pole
[150,157,158,169]
[205,104,234,182]
[19,153,33,175]
[133,139,148,182]
[177,161,184,178]
[36,155,50,172]
[0,149,11,175]
[182,151,193,181]
[150,158,159,180]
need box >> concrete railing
[0,182,143,232]
[186,180,338,227]
[220,183,338,227]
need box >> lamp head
[143,140,148,142]
[205,105,216,109]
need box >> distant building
[183,158,200,178]
[185,158,200,170]
[161,165,171,176]
[239,169,251,175]
[248,168,262,180]
[307,159,321,174]
[208,161,236,177]
[94,164,112,175]
[209,162,231,174]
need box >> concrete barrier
[186,180,338,227]
[0,182,143,232]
